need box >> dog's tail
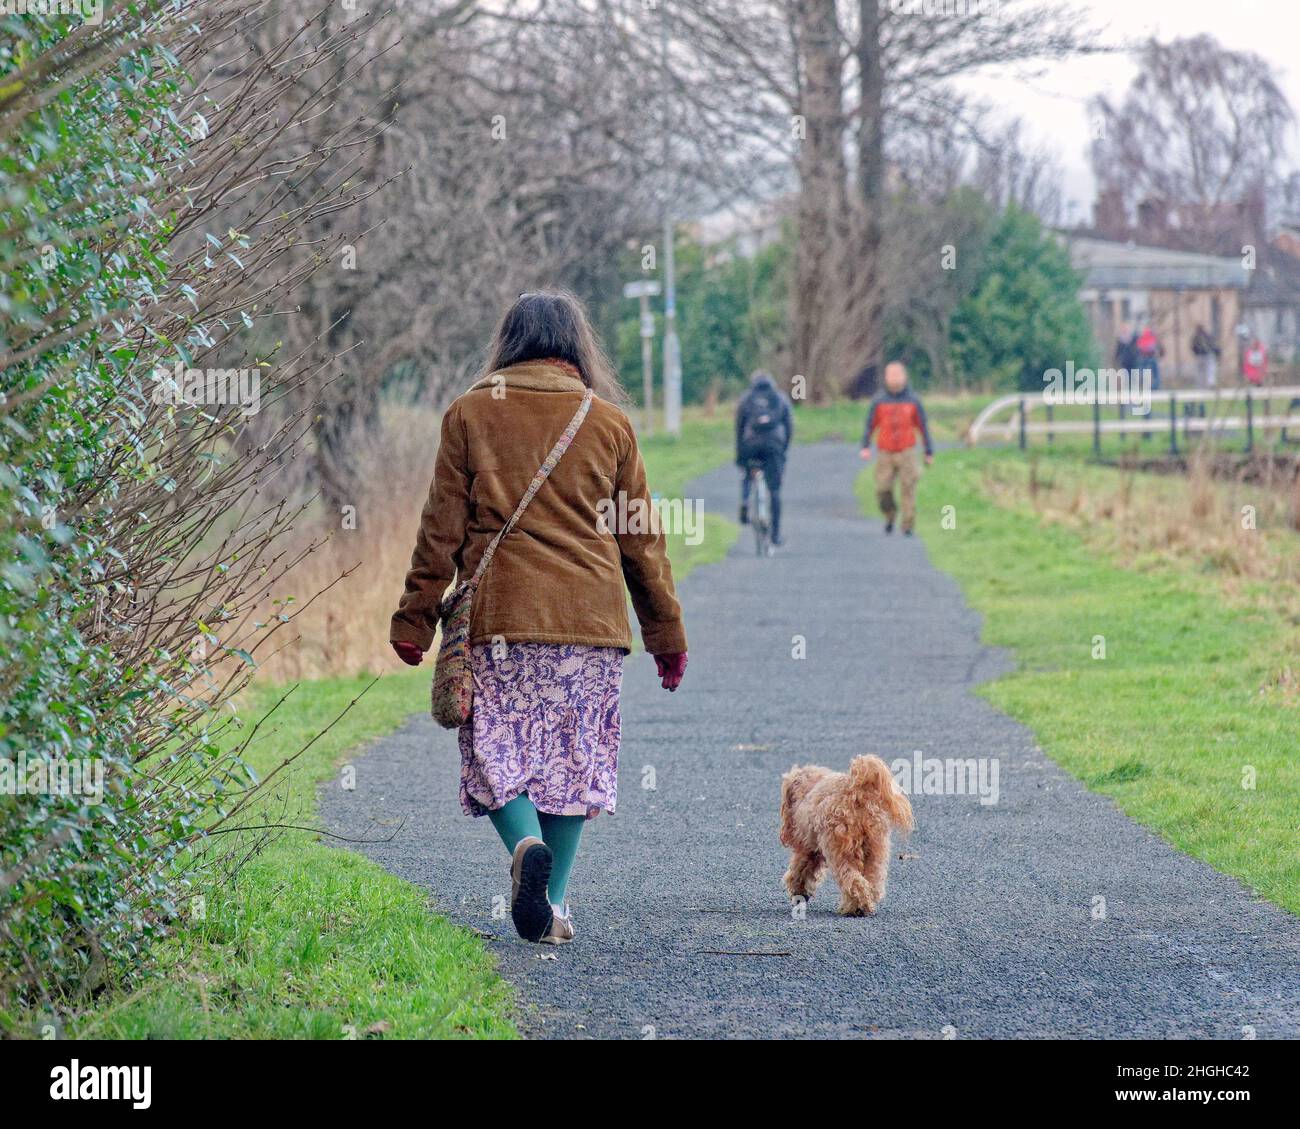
[849,754,914,832]
[780,765,818,848]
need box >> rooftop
[1056,232,1252,291]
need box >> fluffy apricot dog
[779,754,914,916]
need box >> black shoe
[509,837,554,943]
[739,503,749,525]
[772,532,783,546]
[884,521,894,534]
[904,529,914,537]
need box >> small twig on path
[695,949,792,957]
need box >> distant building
[1058,232,1250,384]
[1071,190,1300,380]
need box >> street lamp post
[624,279,661,436]
[660,2,682,437]
[663,219,681,437]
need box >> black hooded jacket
[735,376,793,462]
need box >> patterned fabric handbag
[430,388,594,729]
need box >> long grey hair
[478,288,628,404]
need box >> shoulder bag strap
[468,388,594,588]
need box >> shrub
[0,1,384,1016]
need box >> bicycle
[745,460,773,557]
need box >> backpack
[743,391,783,443]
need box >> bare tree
[1090,35,1294,247]
[971,118,1065,225]
[637,1,1099,396]
[229,1,702,510]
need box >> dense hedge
[1,3,203,1016]
[0,2,371,1018]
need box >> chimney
[1136,196,1169,238]
[1092,186,1126,238]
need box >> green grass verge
[641,414,737,578]
[881,448,1300,914]
[64,669,516,1039]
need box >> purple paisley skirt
[458,641,624,818]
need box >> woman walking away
[389,290,688,945]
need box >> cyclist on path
[735,370,793,546]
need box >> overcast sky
[956,0,1300,224]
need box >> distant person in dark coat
[1114,323,1140,372]
[847,362,879,400]
[1192,324,1220,388]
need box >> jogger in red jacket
[859,362,933,535]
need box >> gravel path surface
[320,442,1300,1039]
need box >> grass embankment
[893,447,1300,914]
[640,413,736,578]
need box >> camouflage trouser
[874,448,919,531]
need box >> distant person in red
[1135,323,1162,390]
[859,362,933,536]
[1243,338,1268,386]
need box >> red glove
[653,652,688,691]
[392,640,425,666]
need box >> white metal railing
[968,385,1300,452]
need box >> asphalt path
[320,442,1300,1039]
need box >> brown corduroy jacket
[390,361,687,656]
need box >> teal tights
[487,793,585,907]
